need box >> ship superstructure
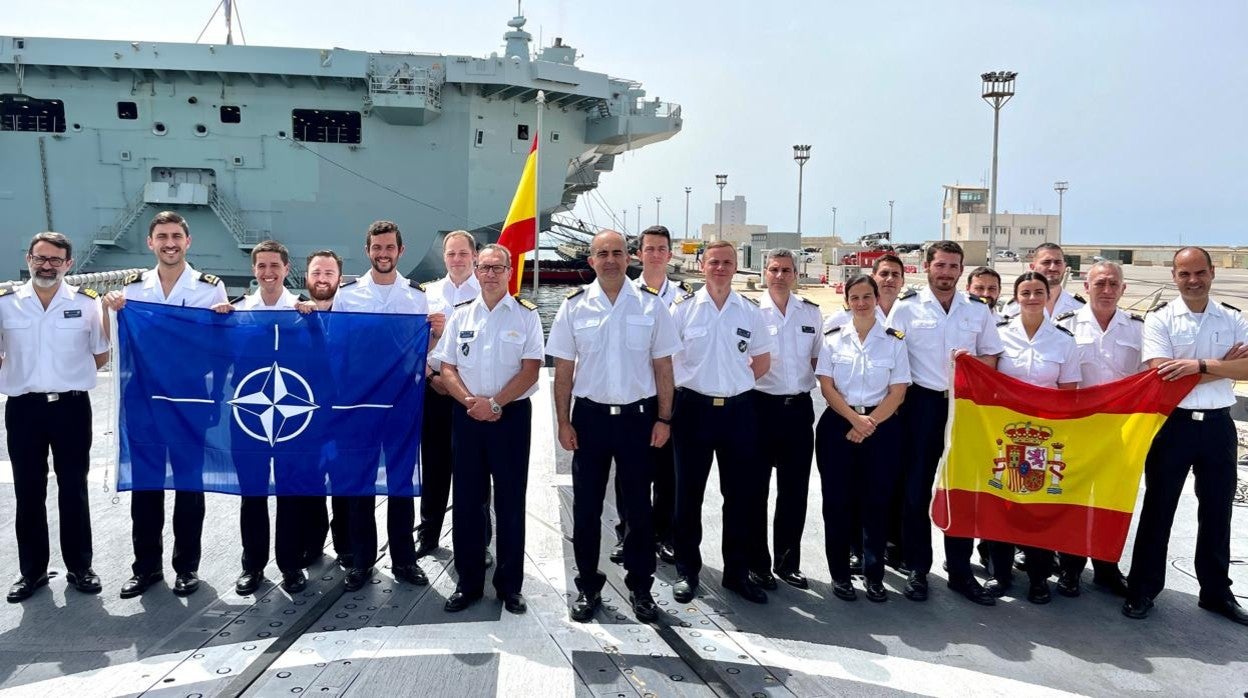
[0,13,681,286]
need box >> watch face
[490,402,502,414]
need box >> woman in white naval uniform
[814,275,910,602]
[985,271,1080,605]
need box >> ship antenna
[224,0,234,45]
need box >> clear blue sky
[8,0,1246,245]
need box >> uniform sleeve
[1140,312,1172,363]
[1058,337,1081,384]
[651,303,682,359]
[975,306,1005,356]
[807,307,824,360]
[87,298,109,354]
[748,305,773,357]
[432,311,460,366]
[814,337,835,378]
[521,310,545,361]
[890,338,912,386]
[211,282,228,305]
[1234,308,1248,344]
[884,303,904,330]
[545,301,577,361]
[411,290,429,315]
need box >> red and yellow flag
[931,355,1197,561]
[498,135,538,296]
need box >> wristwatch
[489,398,502,414]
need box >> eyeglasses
[475,264,509,275]
[29,255,68,267]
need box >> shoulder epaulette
[968,293,991,305]
[801,296,819,308]
[1072,293,1087,304]
[339,278,359,288]
[824,326,842,335]
[517,297,538,311]
[297,294,310,303]
[640,285,659,296]
[996,318,1011,327]
[1130,313,1145,322]
[198,272,222,286]
[742,295,760,306]
[229,295,246,305]
[410,279,427,292]
[0,288,11,298]
[674,291,695,305]
[1055,310,1077,322]
[77,287,100,300]
[124,272,143,285]
[565,286,585,300]
[1054,324,1075,337]
[886,327,904,340]
[898,288,918,301]
[1221,301,1241,312]
[1148,300,1168,312]
[679,280,694,293]
[454,298,474,308]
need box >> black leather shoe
[281,572,307,594]
[444,589,483,612]
[120,572,163,599]
[673,578,698,603]
[1093,571,1129,597]
[983,579,1012,598]
[65,569,102,594]
[865,582,887,602]
[1026,580,1052,605]
[235,570,264,596]
[722,577,768,604]
[1198,597,1248,626]
[7,575,49,603]
[903,572,928,601]
[748,570,778,591]
[776,569,809,589]
[608,541,624,565]
[336,554,356,571]
[414,537,438,559]
[656,542,677,564]
[173,572,200,597]
[831,580,857,601]
[393,564,429,586]
[1056,571,1081,598]
[948,576,996,606]
[570,591,601,622]
[484,550,494,568]
[344,567,373,592]
[848,553,864,576]
[630,591,659,622]
[1121,596,1153,619]
[501,592,527,614]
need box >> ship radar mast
[504,6,532,62]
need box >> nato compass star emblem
[229,362,319,445]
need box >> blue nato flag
[115,301,428,496]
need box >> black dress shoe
[336,554,356,571]
[630,591,659,622]
[484,550,495,568]
[656,542,677,564]
[1093,571,1129,597]
[120,572,163,599]
[865,582,887,602]
[393,564,429,586]
[7,575,49,603]
[281,572,308,594]
[444,589,483,612]
[414,537,438,559]
[831,580,857,602]
[948,576,996,606]
[673,578,698,603]
[1198,597,1248,626]
[501,592,527,614]
[722,577,768,604]
[776,569,809,589]
[608,541,624,565]
[1056,571,1081,598]
[848,553,864,576]
[173,572,200,597]
[344,567,373,592]
[903,572,928,601]
[1026,580,1052,605]
[570,591,601,622]
[1121,596,1153,619]
[235,570,264,596]
[65,569,102,594]
[983,579,1012,598]
[748,570,778,591]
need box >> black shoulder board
[1072,293,1087,304]
[996,318,1011,327]
[1148,300,1168,312]
[1222,301,1241,312]
[1054,323,1075,337]
[897,288,918,301]
[124,272,143,285]
[229,295,246,305]
[454,298,474,308]
[297,294,310,303]
[565,286,585,300]
[674,291,695,305]
[967,293,991,305]
[679,280,694,293]
[824,326,842,335]
[77,287,100,300]
[410,279,427,291]
[198,272,222,286]
[517,297,538,311]
[1130,313,1145,322]
[801,296,819,308]
[339,278,359,288]
[886,327,904,340]
[640,285,660,296]
[742,294,760,306]
[1054,310,1077,322]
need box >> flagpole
[533,90,545,295]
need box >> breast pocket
[499,329,527,362]
[54,318,89,354]
[625,315,655,351]
[956,317,981,349]
[455,332,480,368]
[1113,338,1142,373]
[682,324,711,354]
[573,317,602,352]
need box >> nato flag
[116,301,428,496]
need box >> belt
[752,390,811,406]
[14,390,87,403]
[848,404,879,415]
[677,388,751,408]
[1172,407,1230,421]
[911,385,950,399]
[576,396,656,416]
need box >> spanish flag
[498,135,538,296]
[931,355,1197,561]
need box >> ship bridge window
[220,105,241,123]
[1,94,66,133]
[291,109,361,144]
[117,101,138,119]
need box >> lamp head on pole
[685,186,692,194]
[792,144,812,166]
[715,173,727,190]
[1054,180,1069,195]
[981,71,1018,105]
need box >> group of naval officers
[3,212,1247,629]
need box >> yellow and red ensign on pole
[932,355,1197,562]
[498,135,538,297]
